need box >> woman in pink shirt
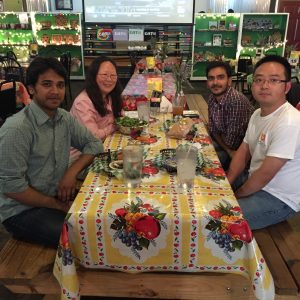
[70,56,123,161]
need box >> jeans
[3,207,66,248]
[237,190,297,230]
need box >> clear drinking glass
[123,144,144,188]
[172,92,185,117]
[137,100,150,122]
[176,145,198,189]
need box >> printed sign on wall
[113,28,128,41]
[129,28,144,41]
[97,28,113,41]
[144,29,159,41]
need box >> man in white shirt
[227,55,300,229]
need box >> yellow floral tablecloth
[54,114,274,300]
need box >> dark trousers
[3,207,66,248]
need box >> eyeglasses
[97,73,118,81]
[252,78,288,86]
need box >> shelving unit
[32,12,85,79]
[239,13,289,58]
[0,12,33,62]
[191,13,289,81]
[191,13,241,80]
[83,24,192,78]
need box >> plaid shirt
[208,86,254,150]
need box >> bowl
[116,117,148,135]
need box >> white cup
[136,101,150,122]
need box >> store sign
[144,29,158,41]
[97,28,113,41]
[113,28,128,41]
[128,28,144,41]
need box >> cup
[136,100,150,122]
[172,94,185,117]
[123,144,144,188]
[176,145,198,189]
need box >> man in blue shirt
[0,57,103,248]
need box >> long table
[53,114,274,300]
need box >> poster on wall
[55,0,73,10]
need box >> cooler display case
[191,13,241,80]
[0,12,33,62]
[191,13,289,80]
[32,12,84,79]
[239,13,289,58]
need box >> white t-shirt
[244,102,300,211]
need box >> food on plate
[167,117,195,139]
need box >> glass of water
[176,145,198,190]
[123,144,144,188]
[137,100,150,122]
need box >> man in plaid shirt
[206,61,254,170]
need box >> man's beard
[211,85,228,97]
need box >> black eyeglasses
[252,78,288,86]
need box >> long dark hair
[85,56,123,117]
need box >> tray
[152,148,204,173]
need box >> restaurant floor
[1,79,297,299]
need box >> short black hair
[26,57,67,86]
[228,8,234,13]
[253,55,291,81]
[206,61,232,78]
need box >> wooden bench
[1,220,300,300]
[0,238,257,300]
[253,220,300,297]
[186,94,208,125]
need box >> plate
[109,160,123,170]
[88,151,123,178]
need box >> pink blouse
[70,90,117,161]
[70,90,117,140]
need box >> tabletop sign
[113,28,128,41]
[144,29,159,41]
[97,28,113,41]
[129,28,144,41]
